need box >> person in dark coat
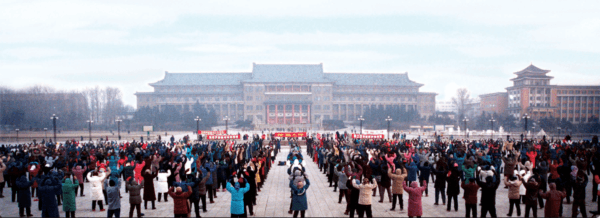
[38,177,62,218]
[196,170,211,213]
[243,165,257,216]
[185,174,202,218]
[142,169,158,210]
[16,175,34,217]
[476,169,500,218]
[126,177,144,218]
[346,177,360,217]
[446,167,461,212]
[291,178,310,218]
[461,178,479,218]
[571,174,588,218]
[522,177,540,218]
[418,162,431,197]
[62,177,79,218]
[432,164,447,205]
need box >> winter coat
[16,175,33,208]
[335,168,348,190]
[156,170,170,193]
[87,172,106,200]
[404,181,427,217]
[226,182,250,215]
[197,173,211,196]
[38,178,61,218]
[352,179,377,205]
[406,162,418,182]
[142,171,158,201]
[446,172,460,196]
[432,167,447,189]
[461,181,479,205]
[388,168,407,194]
[539,189,566,218]
[72,166,85,184]
[243,166,257,204]
[127,180,144,205]
[0,162,6,183]
[522,181,539,206]
[290,179,310,211]
[505,178,522,199]
[168,186,192,215]
[476,174,501,206]
[62,179,78,212]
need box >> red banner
[273,132,307,138]
[198,130,227,135]
[352,134,384,139]
[207,134,240,140]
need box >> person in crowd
[168,186,192,218]
[38,177,61,218]
[352,177,377,218]
[505,174,522,217]
[106,179,121,218]
[388,167,407,212]
[156,169,170,202]
[571,173,588,218]
[522,176,540,218]
[62,175,79,218]
[142,169,158,210]
[290,179,310,218]
[477,169,500,218]
[446,166,460,212]
[16,175,34,217]
[87,170,106,211]
[461,178,479,218]
[404,180,427,218]
[227,177,250,218]
[539,183,566,218]
[126,177,144,218]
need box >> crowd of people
[0,131,599,218]
[0,134,279,218]
[306,132,599,218]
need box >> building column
[275,105,278,124]
[292,104,296,124]
[308,105,311,124]
[300,104,303,124]
[283,104,287,125]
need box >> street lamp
[115,119,122,141]
[489,116,496,139]
[51,114,58,142]
[385,116,392,139]
[522,113,530,139]
[223,116,230,134]
[462,118,469,138]
[194,116,201,140]
[15,129,19,143]
[557,127,561,137]
[357,115,365,134]
[44,128,48,142]
[86,120,94,141]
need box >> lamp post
[115,119,122,141]
[86,120,94,141]
[462,118,469,138]
[194,116,201,140]
[357,115,364,134]
[489,116,496,139]
[522,113,530,139]
[51,114,58,142]
[385,116,392,139]
[557,127,561,137]
[223,116,230,134]
[15,129,19,143]
[44,128,48,142]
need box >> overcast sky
[1,0,600,108]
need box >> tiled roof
[514,64,550,75]
[243,64,329,83]
[150,72,252,86]
[325,73,422,86]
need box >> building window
[246,96,253,101]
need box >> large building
[479,92,508,115]
[482,64,600,123]
[136,63,436,128]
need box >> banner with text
[361,129,387,135]
[273,132,307,138]
[352,134,384,139]
[198,130,227,135]
[207,134,240,140]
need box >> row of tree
[133,102,218,131]
[0,85,131,131]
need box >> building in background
[136,63,436,128]
[435,100,457,113]
[480,64,600,123]
[466,98,481,118]
[479,92,508,115]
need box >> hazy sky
[2,0,600,108]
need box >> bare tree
[451,88,472,120]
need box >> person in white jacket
[352,177,378,218]
[156,169,171,202]
[87,170,107,211]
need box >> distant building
[479,92,508,115]
[466,98,481,118]
[136,63,437,128]
[481,64,600,123]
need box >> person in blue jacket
[406,161,418,185]
[38,177,62,218]
[226,177,250,218]
[291,178,311,218]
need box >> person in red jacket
[591,175,600,215]
[168,186,192,218]
[461,178,480,218]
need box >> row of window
[143,96,244,102]
[557,90,600,95]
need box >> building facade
[479,92,508,115]
[136,63,436,128]
[482,64,600,123]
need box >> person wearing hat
[505,174,522,216]
[290,178,311,218]
[126,177,144,218]
[16,175,34,217]
[142,168,158,210]
[521,176,540,218]
[156,169,170,202]
[461,178,480,218]
[388,167,408,212]
[404,180,427,218]
[38,176,62,218]
[87,170,107,211]
[352,177,378,218]
[62,174,79,218]
[226,177,250,218]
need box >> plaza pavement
[1,143,597,217]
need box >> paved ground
[1,144,598,217]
